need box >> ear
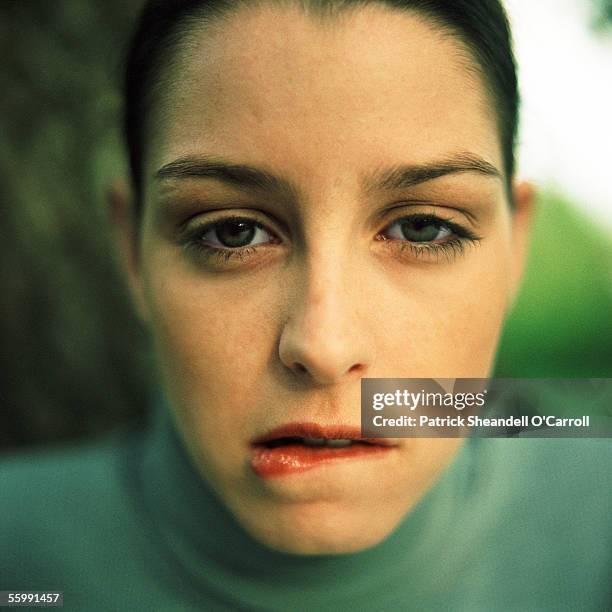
[508,180,537,307]
[106,177,151,326]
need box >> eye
[201,218,274,249]
[382,214,454,243]
[180,214,282,268]
[376,212,482,263]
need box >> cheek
[378,237,512,377]
[143,256,283,420]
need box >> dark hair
[124,0,519,209]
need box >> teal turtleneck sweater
[1,395,611,611]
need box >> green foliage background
[0,0,150,450]
[1,0,611,450]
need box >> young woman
[2,1,610,609]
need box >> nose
[278,253,375,385]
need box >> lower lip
[250,443,392,477]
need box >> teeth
[303,438,326,446]
[326,439,353,448]
[301,438,354,447]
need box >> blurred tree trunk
[0,0,151,450]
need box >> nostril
[292,362,363,378]
[294,363,308,374]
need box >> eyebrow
[154,152,501,194]
[364,152,501,192]
[154,156,296,196]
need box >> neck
[127,392,479,608]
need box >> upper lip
[251,422,398,446]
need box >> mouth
[250,422,397,478]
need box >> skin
[109,3,534,555]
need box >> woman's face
[116,4,531,554]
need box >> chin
[235,500,400,556]
[264,534,390,556]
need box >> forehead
[148,3,501,188]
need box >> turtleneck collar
[133,391,480,610]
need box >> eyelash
[181,215,274,264]
[181,213,481,265]
[378,214,481,262]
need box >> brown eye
[383,215,453,243]
[201,218,274,248]
[215,220,256,247]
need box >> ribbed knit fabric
[1,395,611,611]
